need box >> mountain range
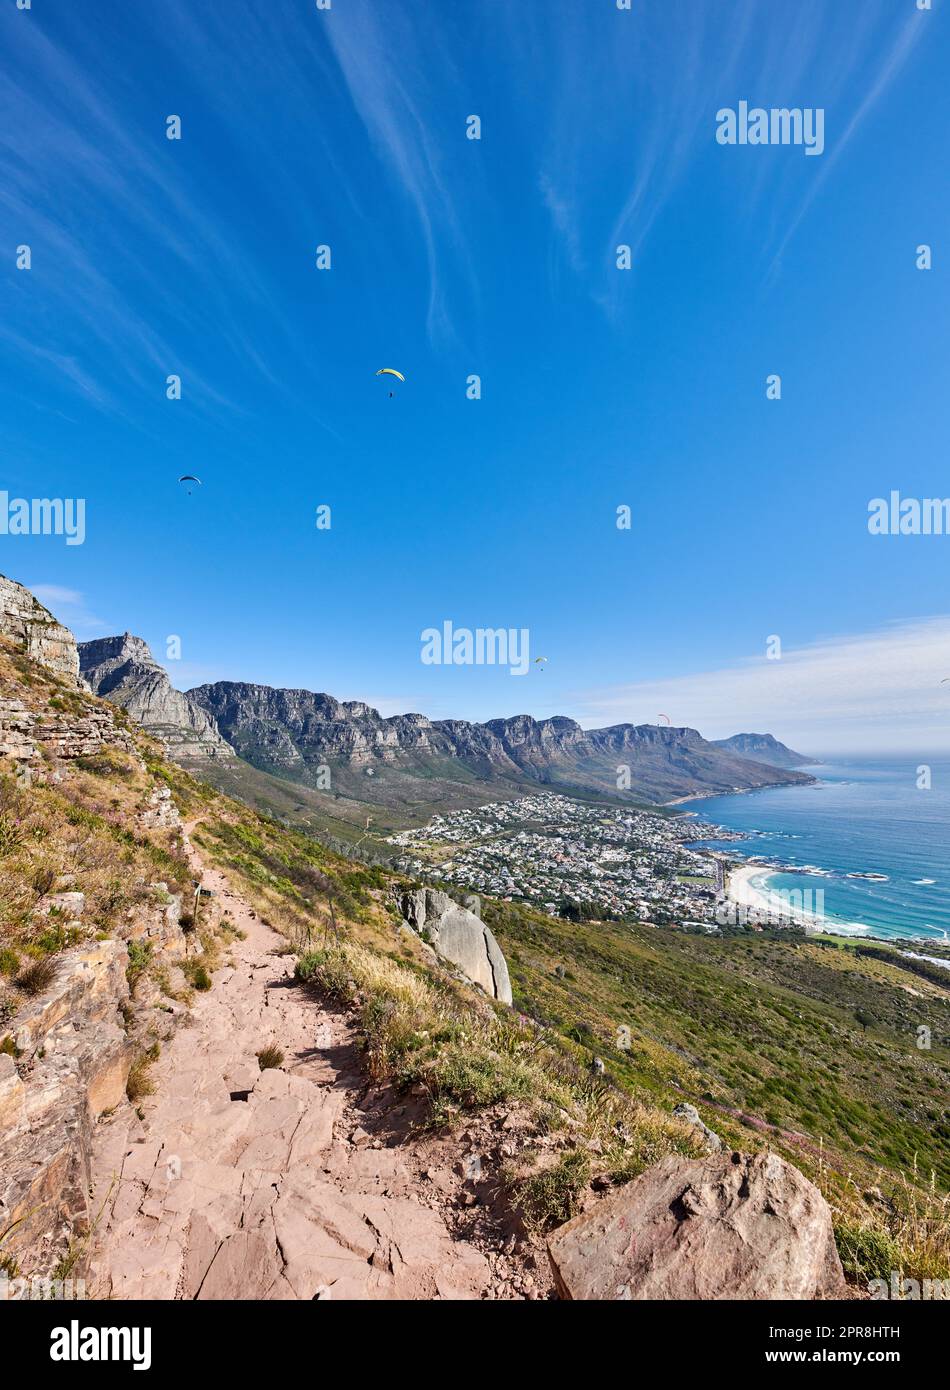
[66,620,815,820]
[186,679,813,805]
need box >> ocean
[682,758,950,943]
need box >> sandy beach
[725,862,866,933]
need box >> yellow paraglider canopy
[376,368,406,382]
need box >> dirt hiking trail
[89,832,544,1300]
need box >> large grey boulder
[547,1150,845,1301]
[79,634,233,764]
[0,573,85,687]
[400,888,512,1005]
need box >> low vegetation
[126,1043,160,1102]
[180,958,212,992]
[13,956,59,997]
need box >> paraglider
[658,713,671,726]
[376,368,405,398]
[178,475,201,495]
[534,656,548,671]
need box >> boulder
[547,1150,846,1301]
[36,890,85,919]
[139,785,182,830]
[399,888,512,1005]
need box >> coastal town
[387,793,746,926]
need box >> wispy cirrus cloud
[0,5,295,417]
[571,617,950,754]
[767,6,927,275]
[321,1,478,347]
[527,0,926,305]
[27,584,109,639]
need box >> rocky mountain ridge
[79,634,233,765]
[189,679,814,804]
[0,576,813,807]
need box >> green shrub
[0,948,20,978]
[257,1045,284,1071]
[181,959,212,991]
[126,940,153,991]
[14,956,59,996]
[510,1149,591,1232]
[835,1219,905,1283]
[0,811,23,855]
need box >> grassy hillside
[485,902,950,1180]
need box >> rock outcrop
[0,573,85,687]
[400,888,513,1005]
[0,942,134,1279]
[547,1150,846,1301]
[79,634,233,765]
[0,876,200,1282]
[0,691,139,787]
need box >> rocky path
[87,838,499,1300]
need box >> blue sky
[2,0,948,753]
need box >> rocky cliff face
[0,941,135,1281]
[79,635,233,765]
[189,680,813,804]
[0,573,85,688]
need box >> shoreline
[664,775,816,808]
[723,862,920,941]
[724,862,862,934]
[680,768,950,947]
